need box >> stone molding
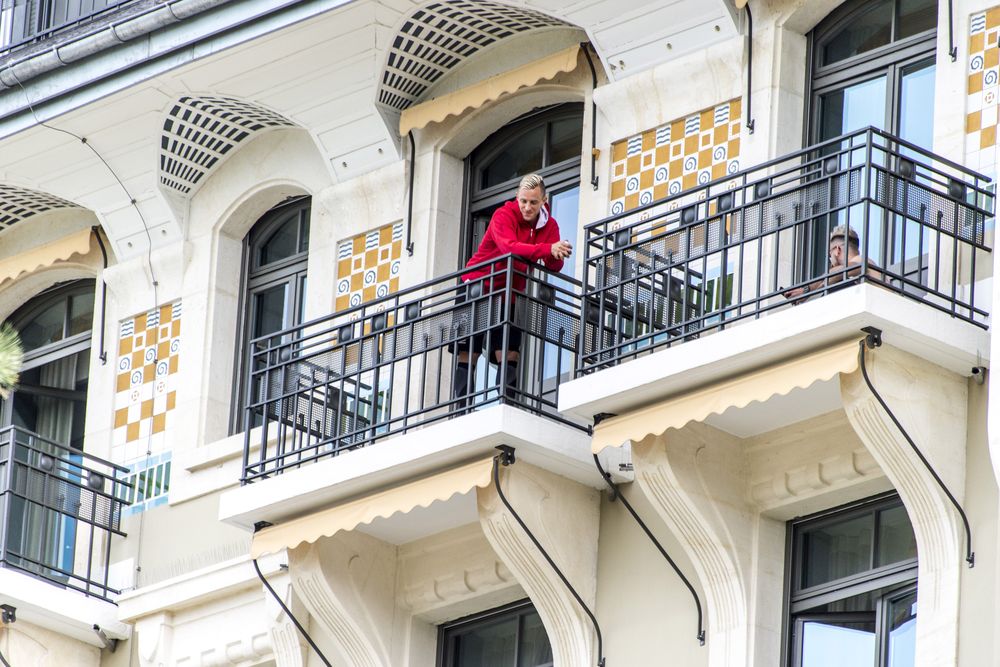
[477,461,600,667]
[840,345,967,667]
[261,568,308,667]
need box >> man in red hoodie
[452,173,573,409]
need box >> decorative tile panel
[609,99,742,214]
[120,452,172,517]
[112,301,182,464]
[335,223,403,311]
[967,8,1000,174]
[0,184,79,231]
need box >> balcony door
[807,0,937,277]
[0,279,95,579]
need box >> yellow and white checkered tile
[335,222,403,312]
[609,99,742,214]
[967,8,1000,174]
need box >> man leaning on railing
[451,173,573,409]
[784,224,881,302]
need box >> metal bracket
[253,520,274,533]
[861,326,882,349]
[496,445,516,466]
[93,625,118,652]
[0,605,15,624]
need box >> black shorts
[448,280,523,357]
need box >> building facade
[0,0,996,665]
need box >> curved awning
[592,340,862,453]
[251,457,496,558]
[0,228,93,286]
[399,44,581,136]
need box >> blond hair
[518,173,547,199]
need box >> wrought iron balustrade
[242,255,585,483]
[579,127,995,373]
[0,0,139,57]
[0,425,131,602]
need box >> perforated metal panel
[0,184,78,231]
[377,0,568,112]
[159,96,298,196]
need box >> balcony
[561,127,994,420]
[0,425,131,602]
[221,257,608,533]
[0,0,141,58]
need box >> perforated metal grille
[0,184,78,231]
[378,0,568,111]
[160,96,297,195]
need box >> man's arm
[490,211,554,262]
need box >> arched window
[464,103,583,278]
[2,279,95,449]
[233,196,311,433]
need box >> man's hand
[551,240,573,260]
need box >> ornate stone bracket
[477,461,600,667]
[631,423,752,667]
[261,563,309,667]
[840,345,967,667]
[287,532,396,667]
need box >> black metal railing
[0,425,131,602]
[0,0,139,57]
[242,255,585,482]
[579,127,994,373]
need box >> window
[805,0,937,278]
[232,197,310,433]
[786,494,918,667]
[464,103,583,279]
[0,279,95,579]
[438,600,553,667]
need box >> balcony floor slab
[560,284,989,422]
[219,405,627,533]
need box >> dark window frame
[782,492,918,667]
[461,103,583,265]
[230,196,311,435]
[437,599,552,667]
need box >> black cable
[405,131,416,256]
[857,335,974,567]
[947,0,957,62]
[580,42,600,191]
[253,558,333,667]
[492,448,606,666]
[0,644,9,667]
[744,3,755,134]
[91,226,109,365]
[593,454,705,644]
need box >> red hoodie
[462,200,564,291]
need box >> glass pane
[19,298,67,350]
[481,125,545,190]
[549,186,580,279]
[898,61,935,151]
[519,611,553,667]
[11,350,88,449]
[299,213,310,252]
[898,0,937,39]
[801,618,876,666]
[67,293,94,337]
[548,117,582,165]
[800,513,874,589]
[252,284,289,338]
[819,76,888,141]
[822,0,892,66]
[454,615,518,666]
[876,505,917,566]
[258,216,300,266]
[886,591,918,667]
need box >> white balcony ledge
[218,405,629,535]
[560,284,990,423]
[0,567,130,646]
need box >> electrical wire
[253,558,333,667]
[593,454,705,645]
[492,448,606,666]
[857,334,975,567]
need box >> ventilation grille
[378,0,567,112]
[159,96,298,195]
[0,184,78,231]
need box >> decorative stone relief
[631,423,753,667]
[840,345,967,667]
[477,461,600,667]
[112,300,181,464]
[261,568,308,667]
[609,99,742,214]
[288,532,396,667]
